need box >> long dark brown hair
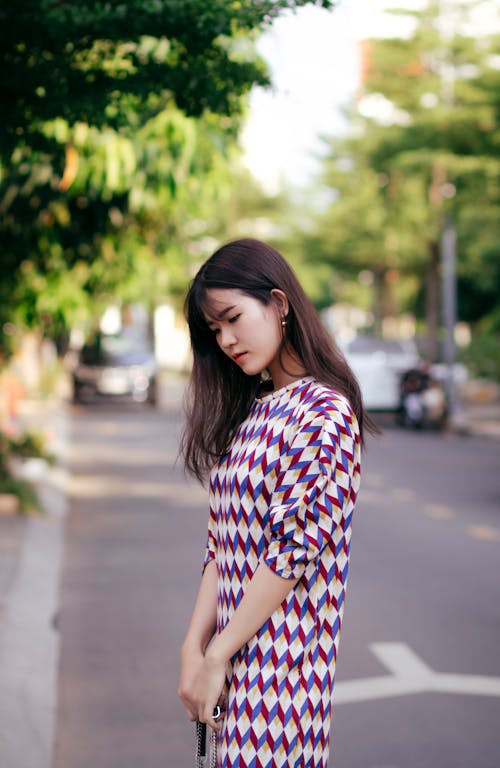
[182,238,377,481]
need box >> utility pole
[441,215,457,417]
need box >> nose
[218,325,237,350]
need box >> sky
[241,0,495,192]
[241,0,420,191]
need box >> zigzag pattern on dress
[204,377,361,767]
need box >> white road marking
[423,503,454,520]
[467,525,500,542]
[335,642,500,705]
[364,474,384,488]
[391,488,416,502]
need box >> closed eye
[207,312,240,335]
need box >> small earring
[281,317,287,328]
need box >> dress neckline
[255,376,315,403]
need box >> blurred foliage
[1,106,238,346]
[0,0,334,150]
[1,0,497,383]
[460,301,500,381]
[459,332,500,382]
[0,0,335,358]
[293,0,499,359]
[0,473,43,514]
[6,429,56,464]
[0,428,52,513]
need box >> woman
[179,238,374,767]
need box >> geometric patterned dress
[204,377,361,767]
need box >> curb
[450,403,500,440]
[0,403,68,768]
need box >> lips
[232,352,247,363]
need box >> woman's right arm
[178,559,218,719]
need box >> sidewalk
[451,401,500,440]
[0,387,498,768]
[0,397,68,768]
[0,374,186,768]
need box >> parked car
[72,332,158,405]
[339,335,421,411]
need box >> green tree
[3,108,240,347]
[303,0,500,358]
[1,0,334,152]
[0,0,336,357]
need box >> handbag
[195,721,217,768]
[195,707,222,768]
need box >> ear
[270,288,289,317]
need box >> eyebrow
[206,304,237,326]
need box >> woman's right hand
[178,642,205,721]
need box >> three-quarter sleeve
[263,406,358,580]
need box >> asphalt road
[54,397,500,768]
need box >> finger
[202,704,224,731]
[180,698,197,722]
[208,715,223,731]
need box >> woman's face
[203,288,290,384]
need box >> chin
[238,361,261,377]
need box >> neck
[267,350,307,391]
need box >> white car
[339,335,421,411]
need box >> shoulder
[295,380,357,429]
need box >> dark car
[72,332,158,405]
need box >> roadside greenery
[0,428,55,513]
[0,0,335,357]
[0,0,498,382]
[291,0,499,363]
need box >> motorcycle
[396,365,448,431]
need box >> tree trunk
[372,270,384,336]
[425,160,447,362]
[425,240,440,362]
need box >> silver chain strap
[195,722,206,768]
[209,727,218,768]
[195,722,218,768]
